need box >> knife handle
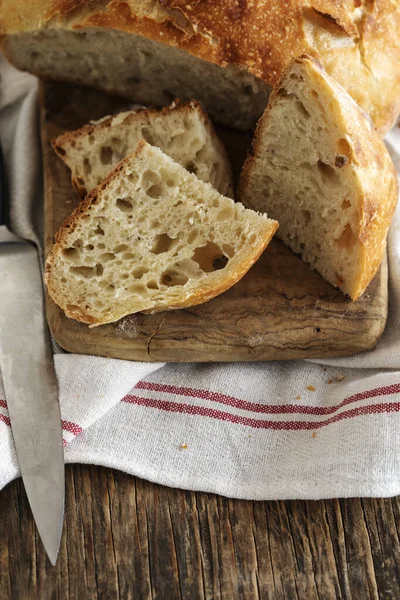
[0,144,9,228]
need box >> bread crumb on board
[312,431,317,439]
[336,374,346,382]
[180,442,188,450]
[296,395,301,400]
[307,385,316,392]
[327,378,334,384]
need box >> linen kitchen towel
[1,56,400,500]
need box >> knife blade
[0,147,64,565]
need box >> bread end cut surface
[45,141,278,325]
[239,55,398,301]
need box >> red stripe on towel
[135,381,400,415]
[0,414,11,427]
[123,394,400,430]
[62,420,83,436]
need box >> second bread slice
[45,141,278,326]
[53,100,234,198]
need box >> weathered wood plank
[2,466,400,599]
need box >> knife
[0,144,64,565]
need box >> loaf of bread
[1,2,399,132]
[53,100,234,198]
[239,55,398,301]
[45,141,278,325]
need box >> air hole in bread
[86,244,94,251]
[72,239,83,248]
[123,252,136,259]
[301,209,311,224]
[66,304,81,313]
[341,199,351,209]
[161,269,189,287]
[62,247,80,261]
[336,138,352,160]
[335,155,348,168]
[317,160,337,182]
[213,256,229,270]
[186,162,197,175]
[151,233,176,254]
[249,233,258,244]
[295,100,310,119]
[55,145,66,156]
[100,145,113,165]
[129,283,147,294]
[94,223,105,236]
[97,243,105,249]
[132,266,149,279]
[96,263,104,276]
[99,252,115,262]
[146,280,159,290]
[217,206,234,221]
[83,158,92,175]
[335,223,356,250]
[114,244,129,253]
[141,128,155,145]
[147,184,162,199]
[141,169,160,191]
[192,242,225,273]
[116,198,133,212]
[222,244,235,258]
[69,265,96,279]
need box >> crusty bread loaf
[45,141,278,325]
[239,55,398,301]
[53,100,234,198]
[1,2,399,132]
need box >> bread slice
[45,141,278,326]
[239,55,398,301]
[53,100,234,199]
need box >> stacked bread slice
[53,100,234,198]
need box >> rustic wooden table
[0,466,399,599]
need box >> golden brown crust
[1,1,399,132]
[239,55,398,301]
[45,140,277,325]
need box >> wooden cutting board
[40,81,388,362]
